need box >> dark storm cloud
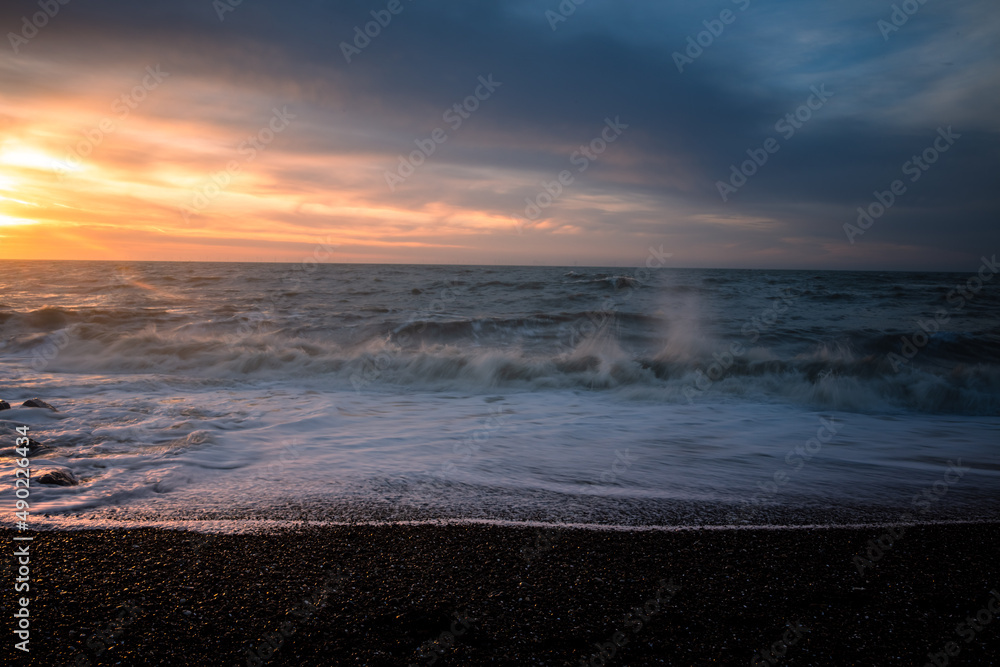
[4,0,997,267]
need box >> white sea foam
[2,262,998,528]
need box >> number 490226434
[15,425,31,522]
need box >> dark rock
[4,438,47,457]
[22,398,58,411]
[0,400,10,410]
[10,437,46,452]
[25,438,47,454]
[36,469,78,486]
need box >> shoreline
[6,522,1000,665]
[10,515,1000,533]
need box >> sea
[1,261,998,530]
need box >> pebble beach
[9,522,1000,666]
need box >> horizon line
[0,258,984,274]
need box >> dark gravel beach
[6,522,1000,666]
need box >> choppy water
[1,261,998,528]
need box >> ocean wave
[3,321,997,415]
[0,306,176,331]
[567,275,644,289]
[3,262,998,417]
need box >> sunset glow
[3,3,1000,664]
[0,1,996,268]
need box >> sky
[0,0,997,269]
